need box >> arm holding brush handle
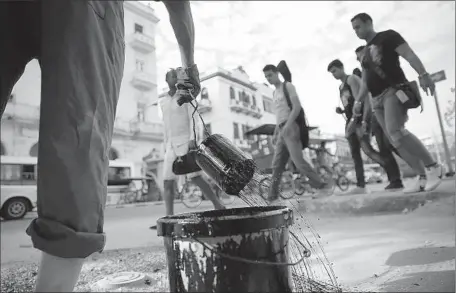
[163,0,200,105]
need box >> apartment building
[1,2,162,175]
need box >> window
[108,167,131,183]
[201,88,209,100]
[263,97,274,113]
[206,123,212,135]
[136,59,145,72]
[251,95,257,106]
[137,102,146,122]
[233,123,239,139]
[229,87,236,100]
[0,164,37,185]
[242,125,251,140]
[134,23,144,33]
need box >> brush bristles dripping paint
[238,167,342,293]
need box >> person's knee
[387,126,410,148]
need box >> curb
[296,188,455,216]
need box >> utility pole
[429,70,454,177]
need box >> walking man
[328,59,404,192]
[351,12,442,193]
[150,69,225,229]
[263,64,332,202]
[355,46,404,190]
[1,1,200,291]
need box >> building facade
[1,2,163,177]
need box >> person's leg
[372,116,403,189]
[283,123,325,189]
[28,2,125,292]
[382,89,441,192]
[268,136,290,200]
[163,180,176,216]
[190,175,225,209]
[347,133,366,189]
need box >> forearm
[362,97,372,122]
[405,52,427,76]
[285,108,300,126]
[164,1,195,67]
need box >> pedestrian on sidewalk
[350,12,442,193]
[262,63,333,203]
[0,1,200,292]
[355,47,404,191]
[149,68,225,230]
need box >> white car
[1,185,37,220]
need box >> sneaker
[425,164,443,191]
[404,175,426,194]
[385,181,404,191]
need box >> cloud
[151,1,455,137]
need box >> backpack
[282,81,310,149]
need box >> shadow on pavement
[381,270,455,292]
[385,246,455,267]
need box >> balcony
[131,71,156,91]
[114,119,163,141]
[2,103,40,127]
[129,32,155,53]
[229,99,243,112]
[198,99,212,113]
[250,105,263,118]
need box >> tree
[444,87,455,129]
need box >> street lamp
[429,71,454,177]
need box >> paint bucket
[157,206,308,293]
[195,134,256,195]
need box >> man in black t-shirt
[328,59,402,193]
[350,13,442,193]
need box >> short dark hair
[352,68,362,78]
[165,68,176,82]
[355,46,366,54]
[263,64,278,72]
[327,59,344,71]
[351,13,373,23]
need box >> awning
[245,124,319,136]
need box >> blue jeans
[269,122,324,198]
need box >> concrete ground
[1,181,455,292]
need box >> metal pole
[433,88,454,175]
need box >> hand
[188,139,197,150]
[419,73,435,96]
[360,121,369,136]
[352,101,363,117]
[335,107,344,114]
[176,64,201,106]
[281,123,292,138]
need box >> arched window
[201,87,209,100]
[108,147,119,160]
[29,143,38,157]
[229,87,236,100]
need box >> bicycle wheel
[181,182,203,208]
[258,177,271,200]
[293,178,307,196]
[318,167,336,194]
[336,175,350,191]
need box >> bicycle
[177,175,236,208]
[293,163,350,196]
[116,178,151,206]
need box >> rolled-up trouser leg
[26,0,125,259]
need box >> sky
[148,1,455,138]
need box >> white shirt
[159,93,200,147]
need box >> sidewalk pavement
[295,179,455,216]
[108,179,455,216]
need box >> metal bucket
[195,134,256,195]
[157,206,306,293]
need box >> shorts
[163,141,202,181]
